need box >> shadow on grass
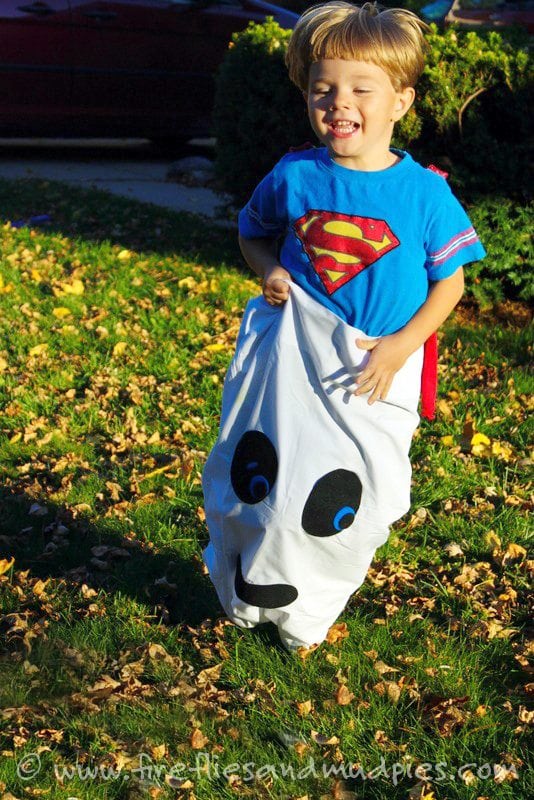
[0,174,246,631]
[0,176,245,274]
[0,486,222,630]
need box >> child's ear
[302,90,309,104]
[392,87,416,122]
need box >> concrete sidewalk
[0,138,234,222]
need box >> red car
[0,0,298,143]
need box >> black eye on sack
[302,469,362,537]
[230,431,278,504]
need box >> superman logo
[293,210,400,295]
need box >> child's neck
[331,150,401,172]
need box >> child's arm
[354,267,465,405]
[238,235,291,305]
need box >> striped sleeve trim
[428,228,480,266]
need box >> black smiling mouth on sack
[234,554,298,608]
[230,430,363,609]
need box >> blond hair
[285,2,429,92]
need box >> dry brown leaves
[422,695,471,736]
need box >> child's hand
[354,332,413,404]
[263,266,291,306]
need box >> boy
[202,2,485,652]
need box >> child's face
[304,59,415,171]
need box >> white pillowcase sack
[202,283,422,650]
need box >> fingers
[355,337,379,350]
[353,334,407,404]
[264,287,289,305]
[367,374,392,404]
[354,336,392,403]
[354,365,375,394]
[355,380,390,404]
[263,278,290,305]
[354,370,392,404]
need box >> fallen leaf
[190,728,209,749]
[28,343,48,357]
[501,543,527,565]
[87,675,121,699]
[363,649,378,659]
[422,695,470,736]
[311,731,339,746]
[437,398,453,418]
[80,584,98,599]
[518,706,534,725]
[52,307,71,319]
[165,776,194,789]
[444,542,464,557]
[486,530,502,549]
[408,783,436,800]
[150,744,167,761]
[325,653,340,665]
[31,579,49,597]
[296,643,320,660]
[296,700,313,717]
[335,685,354,706]
[196,664,223,686]
[459,768,477,785]
[112,341,128,357]
[178,276,196,289]
[147,643,175,665]
[490,440,513,460]
[58,278,84,295]
[374,680,402,704]
[493,763,519,784]
[326,623,349,645]
[373,729,394,748]
[0,558,15,576]
[373,660,400,675]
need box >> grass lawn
[0,177,532,800]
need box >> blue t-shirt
[238,147,486,337]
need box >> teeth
[332,122,356,129]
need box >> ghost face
[228,429,364,611]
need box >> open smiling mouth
[328,121,360,138]
[234,554,298,609]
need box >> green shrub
[401,25,533,199]
[213,18,311,204]
[465,197,533,306]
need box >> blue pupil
[333,505,356,531]
[249,474,269,499]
